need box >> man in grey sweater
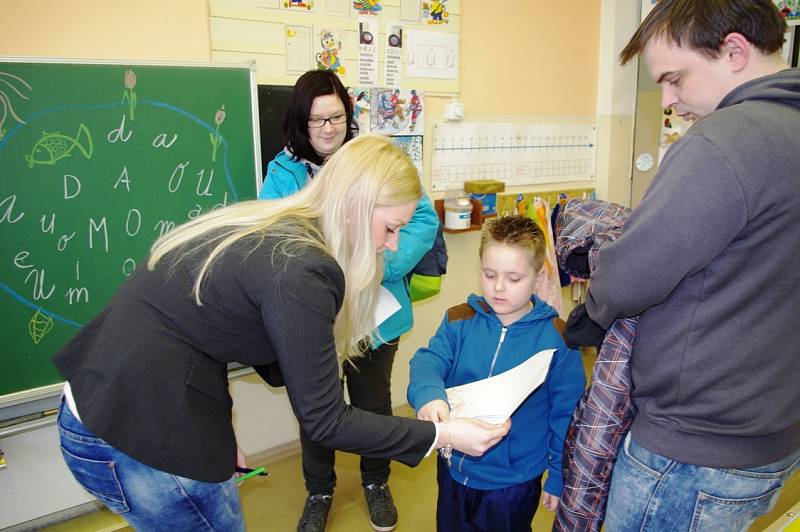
[567,0,800,529]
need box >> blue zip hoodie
[259,149,438,345]
[408,294,585,494]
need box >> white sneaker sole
[369,520,397,532]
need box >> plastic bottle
[444,194,472,230]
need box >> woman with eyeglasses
[260,70,439,532]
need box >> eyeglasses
[308,114,348,128]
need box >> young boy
[408,215,585,532]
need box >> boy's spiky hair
[480,215,546,272]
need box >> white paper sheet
[374,285,401,326]
[399,0,420,21]
[285,26,312,73]
[446,349,555,424]
[406,30,458,80]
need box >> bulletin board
[210,0,457,183]
[208,0,461,92]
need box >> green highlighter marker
[236,466,269,483]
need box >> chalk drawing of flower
[121,69,137,120]
[210,104,226,162]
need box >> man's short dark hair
[283,70,356,165]
[620,0,786,65]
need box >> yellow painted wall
[0,0,211,60]
[461,1,600,117]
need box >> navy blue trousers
[436,457,542,532]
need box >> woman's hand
[440,417,511,456]
[541,492,560,512]
[235,445,248,472]
[417,399,449,422]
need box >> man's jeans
[58,399,245,531]
[606,432,799,531]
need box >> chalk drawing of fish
[25,122,94,168]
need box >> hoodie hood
[718,68,800,110]
[466,293,559,327]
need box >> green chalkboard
[0,59,260,401]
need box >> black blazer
[54,235,435,482]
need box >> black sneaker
[297,494,332,532]
[363,483,398,531]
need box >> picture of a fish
[25,122,94,168]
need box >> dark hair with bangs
[282,70,357,166]
[619,0,786,65]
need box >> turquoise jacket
[408,295,585,494]
[260,149,438,345]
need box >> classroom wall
[595,0,639,206]
[0,0,212,61]
[460,2,600,118]
[0,1,630,527]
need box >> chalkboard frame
[0,57,262,423]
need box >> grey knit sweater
[586,69,800,468]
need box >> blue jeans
[58,399,245,531]
[605,432,799,531]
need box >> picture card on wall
[358,18,379,86]
[286,26,312,73]
[282,0,314,10]
[349,86,372,134]
[313,26,346,75]
[384,22,403,87]
[370,87,423,136]
[406,30,458,80]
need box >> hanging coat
[552,198,637,532]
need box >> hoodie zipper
[457,325,507,479]
[487,327,507,377]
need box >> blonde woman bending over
[53,135,510,531]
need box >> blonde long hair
[147,135,421,359]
